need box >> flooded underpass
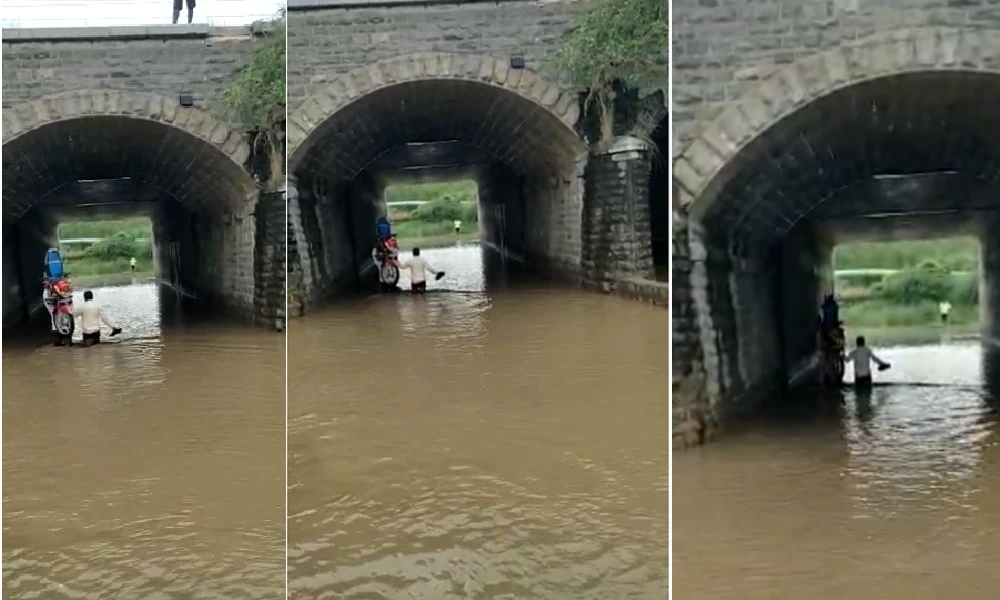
[2,282,285,598]
[675,341,1000,599]
[287,245,670,599]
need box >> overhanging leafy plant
[222,8,286,184]
[554,0,668,143]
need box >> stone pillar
[581,136,654,285]
[981,215,1000,346]
[2,227,25,326]
[286,176,313,318]
[671,199,718,448]
[254,184,287,331]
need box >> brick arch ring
[674,27,1000,221]
[286,52,585,170]
[2,89,252,173]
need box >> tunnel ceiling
[700,71,1000,256]
[2,116,256,222]
[292,79,586,186]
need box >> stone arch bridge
[285,0,668,313]
[672,0,1000,444]
[2,25,285,330]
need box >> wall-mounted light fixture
[178,93,194,107]
[510,54,525,69]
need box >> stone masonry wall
[255,189,288,330]
[286,178,315,317]
[521,158,588,277]
[287,0,667,305]
[1,26,254,126]
[980,212,1000,346]
[672,0,1000,148]
[3,26,285,328]
[581,137,655,284]
[673,0,1000,444]
[288,172,382,306]
[195,198,258,318]
[477,162,525,254]
[2,214,57,328]
[286,0,581,110]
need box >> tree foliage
[873,261,978,305]
[222,9,286,179]
[81,233,152,261]
[554,0,668,141]
[411,196,478,223]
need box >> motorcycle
[374,234,401,287]
[819,324,845,386]
[44,276,75,345]
[42,247,75,345]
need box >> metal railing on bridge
[1,0,284,28]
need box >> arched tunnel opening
[831,236,982,334]
[2,114,260,337]
[288,77,588,304]
[382,178,485,288]
[687,70,1000,410]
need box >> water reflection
[289,245,670,599]
[675,341,1000,599]
[3,281,285,599]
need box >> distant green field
[834,237,980,330]
[59,218,152,240]
[57,218,155,278]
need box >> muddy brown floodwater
[288,246,670,599]
[675,341,1000,600]
[3,283,285,599]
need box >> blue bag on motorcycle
[45,248,64,279]
[375,217,392,241]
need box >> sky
[1,0,285,28]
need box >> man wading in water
[846,335,890,390]
[172,0,195,24]
[398,248,444,294]
[77,291,122,346]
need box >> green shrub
[877,268,952,304]
[461,201,478,223]
[842,299,979,328]
[835,272,887,288]
[413,196,479,223]
[81,233,151,261]
[833,238,979,271]
[949,273,979,304]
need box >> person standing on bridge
[398,248,444,294]
[454,219,462,235]
[130,256,137,273]
[173,0,195,24]
[846,335,890,390]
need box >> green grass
[842,299,978,328]
[397,232,479,251]
[394,220,467,238]
[833,237,979,271]
[65,257,154,276]
[58,218,152,240]
[385,180,478,205]
[834,237,981,333]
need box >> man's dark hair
[856,335,866,347]
[413,247,421,256]
[83,290,94,301]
